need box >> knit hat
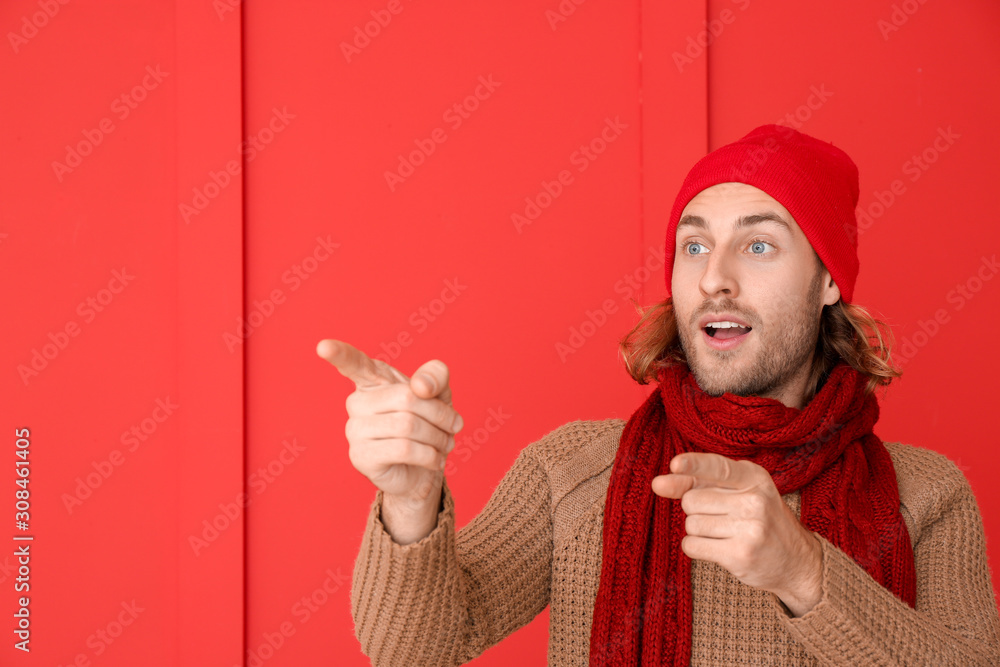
[663,124,861,303]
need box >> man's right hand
[315,339,464,523]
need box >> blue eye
[682,239,775,256]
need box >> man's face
[671,182,841,403]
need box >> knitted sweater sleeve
[350,447,553,666]
[768,455,1000,666]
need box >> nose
[698,247,740,299]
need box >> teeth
[705,321,747,328]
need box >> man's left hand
[651,452,823,617]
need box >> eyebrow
[676,211,792,234]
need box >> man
[319,124,1000,665]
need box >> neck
[769,353,835,410]
[754,364,815,410]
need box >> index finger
[315,339,404,388]
[669,452,752,489]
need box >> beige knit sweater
[351,419,1000,666]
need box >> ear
[820,266,841,306]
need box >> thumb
[410,359,453,406]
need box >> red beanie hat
[664,123,861,303]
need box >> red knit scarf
[589,361,917,665]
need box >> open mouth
[704,324,752,340]
[702,322,753,350]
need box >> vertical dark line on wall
[638,0,645,303]
[171,7,180,664]
[239,3,249,664]
[704,0,712,151]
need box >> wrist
[380,483,443,546]
[777,532,824,617]
[383,487,443,520]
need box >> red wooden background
[2,0,997,664]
